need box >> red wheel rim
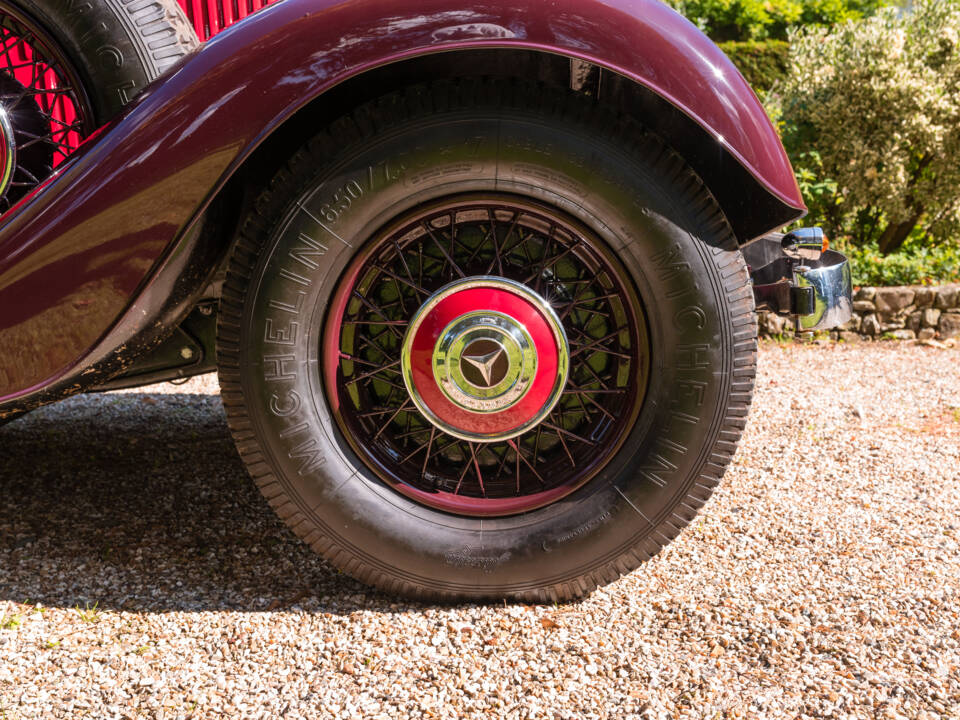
[323,195,650,516]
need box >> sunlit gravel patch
[1,341,958,718]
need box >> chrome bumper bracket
[743,229,853,331]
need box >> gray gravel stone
[1,343,959,719]
[888,329,916,340]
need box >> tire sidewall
[236,110,735,594]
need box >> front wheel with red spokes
[218,81,757,601]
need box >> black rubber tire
[9,0,198,122]
[217,80,758,602]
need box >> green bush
[666,0,889,41]
[721,40,790,91]
[768,0,960,255]
[718,40,790,91]
[838,237,960,286]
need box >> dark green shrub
[837,237,960,286]
[718,40,789,91]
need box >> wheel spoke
[345,359,401,386]
[351,291,405,339]
[542,422,597,446]
[507,439,546,486]
[372,398,414,440]
[422,221,466,279]
[421,427,437,478]
[371,262,430,298]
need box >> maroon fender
[0,0,804,407]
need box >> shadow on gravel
[0,391,410,615]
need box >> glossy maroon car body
[0,0,804,416]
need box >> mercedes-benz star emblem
[461,345,506,387]
[460,339,509,388]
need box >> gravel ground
[1,341,958,719]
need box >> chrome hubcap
[401,277,569,442]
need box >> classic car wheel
[218,81,757,601]
[0,0,196,208]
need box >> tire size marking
[367,159,406,191]
[406,162,479,188]
[541,508,617,552]
[443,548,511,572]
[313,180,363,225]
[509,163,587,199]
[297,200,352,247]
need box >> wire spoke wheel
[324,196,650,516]
[0,4,93,210]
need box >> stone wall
[757,284,960,340]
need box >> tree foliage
[768,0,960,254]
[667,0,888,41]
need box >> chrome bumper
[743,229,853,331]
